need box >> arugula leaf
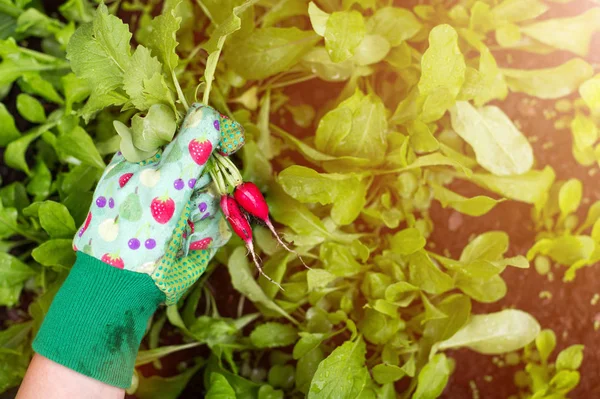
[0,102,20,145]
[418,24,465,122]
[431,182,504,217]
[520,8,600,56]
[366,7,421,46]
[278,165,367,225]
[502,59,594,99]
[0,253,35,306]
[308,338,370,398]
[123,46,174,112]
[66,4,131,105]
[324,10,365,63]
[225,27,320,80]
[16,93,46,123]
[250,322,298,348]
[315,89,387,162]
[435,309,540,354]
[450,101,533,176]
[412,354,450,399]
[39,201,76,238]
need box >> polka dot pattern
[152,202,211,305]
[217,114,245,155]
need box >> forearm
[17,354,125,399]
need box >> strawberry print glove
[32,103,245,389]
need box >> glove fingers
[182,185,231,256]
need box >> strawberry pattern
[72,103,244,304]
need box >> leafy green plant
[0,0,595,397]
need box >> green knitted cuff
[32,252,165,388]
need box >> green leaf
[5,124,51,174]
[409,251,453,295]
[424,294,471,343]
[549,370,580,392]
[315,89,387,162]
[308,338,370,399]
[26,159,52,200]
[460,231,508,263]
[502,58,594,99]
[32,238,76,268]
[556,344,584,371]
[450,101,533,176]
[39,201,76,238]
[520,8,600,56]
[61,72,91,114]
[123,46,174,112]
[136,363,201,399]
[579,75,600,111]
[225,27,320,80]
[418,24,465,121]
[227,246,296,323]
[465,166,555,207]
[66,4,132,96]
[366,7,421,46]
[136,342,200,366]
[57,126,106,169]
[0,102,20,146]
[535,329,556,364]
[320,242,362,277]
[456,273,507,303]
[0,253,35,306]
[352,34,390,66]
[412,354,450,399]
[19,72,63,104]
[16,93,46,123]
[558,178,582,218]
[278,165,367,225]
[114,120,156,163]
[431,182,503,217]
[205,373,237,399]
[293,333,326,359]
[250,322,298,348]
[435,309,540,354]
[389,227,425,255]
[307,268,337,290]
[527,235,595,266]
[490,0,549,23]
[131,104,177,152]
[308,2,329,37]
[324,10,365,63]
[372,363,405,385]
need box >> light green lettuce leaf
[450,101,533,176]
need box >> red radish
[220,195,283,290]
[234,182,308,268]
[190,237,213,250]
[188,139,212,165]
[101,253,124,269]
[119,173,134,188]
[151,196,175,224]
[79,212,92,237]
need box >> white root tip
[266,221,311,270]
[247,241,285,291]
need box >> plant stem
[171,70,189,110]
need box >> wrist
[33,252,164,388]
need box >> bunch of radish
[208,154,307,290]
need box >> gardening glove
[32,103,245,389]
